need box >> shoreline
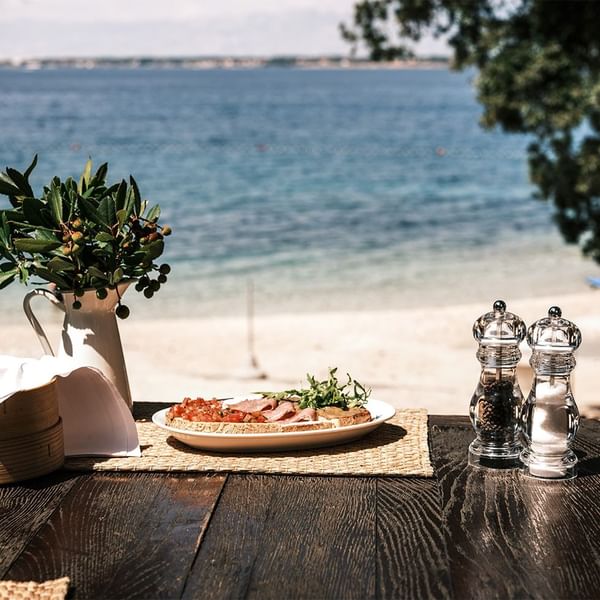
[0,57,449,71]
[3,291,600,417]
[0,229,593,323]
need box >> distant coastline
[0,55,449,71]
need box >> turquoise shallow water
[0,67,593,320]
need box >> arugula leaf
[258,368,371,409]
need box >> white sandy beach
[2,291,600,417]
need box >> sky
[0,0,449,59]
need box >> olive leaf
[115,180,127,212]
[78,157,93,194]
[47,256,76,272]
[116,208,129,230]
[0,213,9,249]
[22,198,49,227]
[23,154,38,179]
[146,205,161,222]
[79,196,104,226]
[144,239,164,260]
[32,266,71,289]
[49,180,64,225]
[98,196,116,228]
[14,238,62,253]
[0,172,20,196]
[6,168,33,198]
[0,157,171,317]
[112,267,124,284]
[129,176,141,214]
[87,266,109,281]
[0,266,17,290]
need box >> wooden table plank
[430,416,600,600]
[133,401,171,421]
[186,474,378,600]
[4,472,226,599]
[3,415,598,599]
[376,478,452,600]
[0,472,79,578]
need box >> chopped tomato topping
[167,397,267,424]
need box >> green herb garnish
[258,368,371,410]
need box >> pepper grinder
[469,300,526,468]
[520,306,581,480]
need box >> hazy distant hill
[0,55,449,70]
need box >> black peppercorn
[478,380,518,441]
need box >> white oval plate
[152,398,395,453]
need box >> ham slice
[227,397,277,413]
[262,401,296,422]
[227,398,317,424]
[279,407,317,423]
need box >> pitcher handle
[23,288,65,356]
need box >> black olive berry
[116,304,130,319]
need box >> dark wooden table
[2,407,600,599]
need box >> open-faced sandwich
[166,368,372,434]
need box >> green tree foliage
[341,1,600,262]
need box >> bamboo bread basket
[0,379,64,484]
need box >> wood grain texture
[133,401,171,421]
[376,478,452,600]
[6,415,599,600]
[186,474,378,600]
[0,472,79,578]
[430,416,600,600]
[5,472,226,599]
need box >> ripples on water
[0,68,592,318]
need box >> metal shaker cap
[473,300,526,346]
[527,306,581,353]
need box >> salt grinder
[469,300,526,468]
[520,306,581,480]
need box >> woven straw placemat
[64,408,433,477]
[0,577,69,600]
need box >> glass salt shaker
[520,306,581,480]
[469,300,526,468]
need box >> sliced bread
[165,415,335,434]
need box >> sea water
[0,67,593,320]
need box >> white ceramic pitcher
[23,281,133,410]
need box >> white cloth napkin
[0,355,140,457]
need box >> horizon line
[0,54,450,61]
